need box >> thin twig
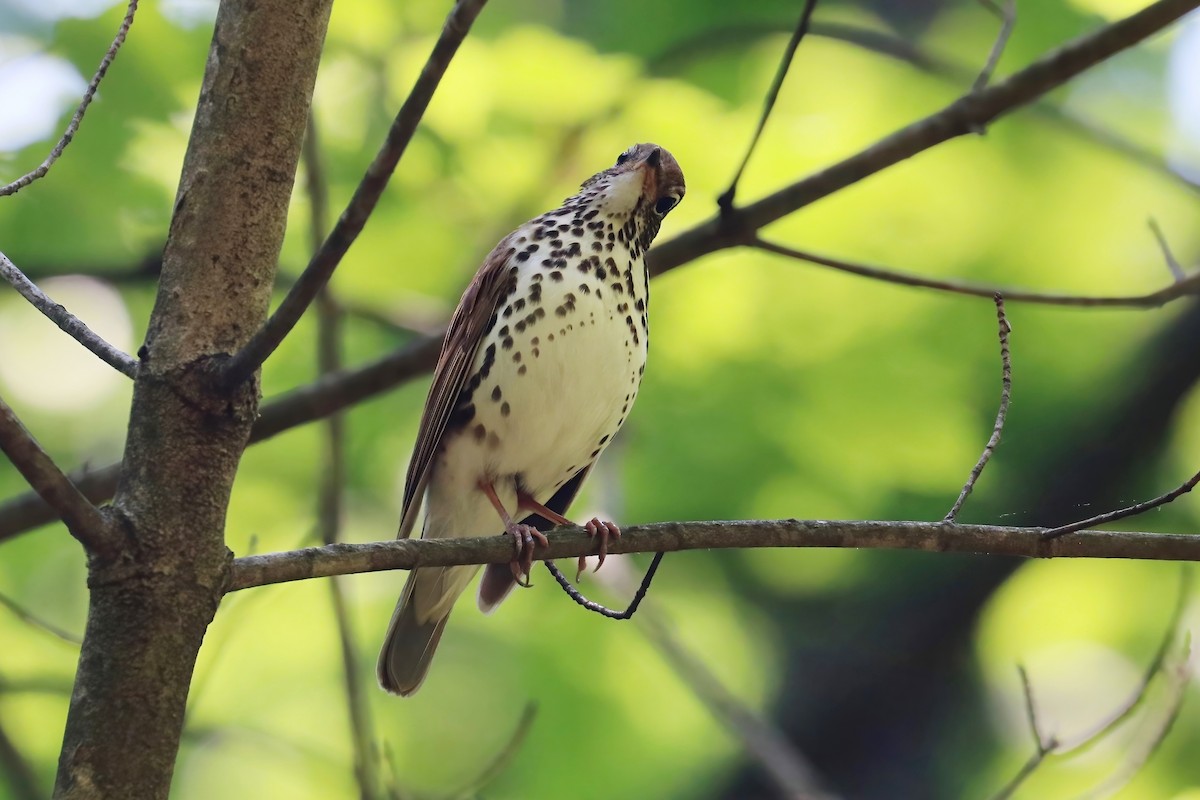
[987,569,1191,800]
[0,333,443,541]
[717,0,819,213]
[1042,468,1200,540]
[651,0,1200,276]
[0,394,115,556]
[221,0,489,389]
[226,521,1200,591]
[1056,568,1191,752]
[447,703,538,800]
[543,553,664,620]
[0,251,138,377]
[638,607,837,799]
[946,294,1012,521]
[304,115,379,800]
[0,1,138,197]
[1148,217,1186,281]
[751,238,1200,309]
[973,0,1017,93]
[1076,643,1192,800]
[989,664,1057,800]
[0,589,82,645]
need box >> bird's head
[577,143,685,245]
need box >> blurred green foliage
[2,0,1200,798]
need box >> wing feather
[396,236,519,539]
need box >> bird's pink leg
[516,491,621,582]
[478,480,548,587]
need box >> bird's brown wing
[397,236,518,539]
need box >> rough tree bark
[51,1,333,797]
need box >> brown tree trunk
[52,1,332,796]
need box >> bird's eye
[615,151,631,166]
[654,196,678,216]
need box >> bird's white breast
[432,217,649,518]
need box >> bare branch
[1057,567,1191,752]
[447,703,537,800]
[988,569,1191,799]
[973,0,1017,93]
[221,0,489,389]
[0,333,442,541]
[751,238,1200,309]
[303,114,380,800]
[638,608,837,799]
[0,250,138,377]
[0,1,138,197]
[227,521,1200,592]
[0,394,116,557]
[650,0,1200,276]
[717,0,819,212]
[1148,217,1186,281]
[0,589,82,645]
[988,665,1056,800]
[946,295,1012,521]
[1042,468,1200,540]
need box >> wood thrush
[378,143,685,695]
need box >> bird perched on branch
[377,143,685,696]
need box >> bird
[377,143,685,696]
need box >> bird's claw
[575,518,621,583]
[506,523,549,587]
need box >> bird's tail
[376,565,473,696]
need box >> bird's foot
[505,523,549,587]
[576,518,621,583]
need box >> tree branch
[972,0,1017,92]
[649,0,1200,276]
[0,333,441,541]
[0,250,139,377]
[0,0,138,197]
[0,394,115,557]
[220,0,488,389]
[750,238,1200,308]
[945,294,1012,521]
[1042,467,1200,540]
[717,0,819,212]
[227,520,1200,592]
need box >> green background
[2,0,1199,797]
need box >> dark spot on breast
[487,432,501,449]
[448,402,475,430]
[500,401,511,417]
[532,347,540,358]
[549,270,562,281]
[518,365,527,375]
[512,351,522,363]
[473,423,486,442]
[579,283,591,294]
[515,320,526,333]
[491,385,502,402]
[599,434,610,444]
[555,306,567,317]
[531,337,539,345]
[502,336,514,350]
[480,345,496,379]
[516,251,530,262]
